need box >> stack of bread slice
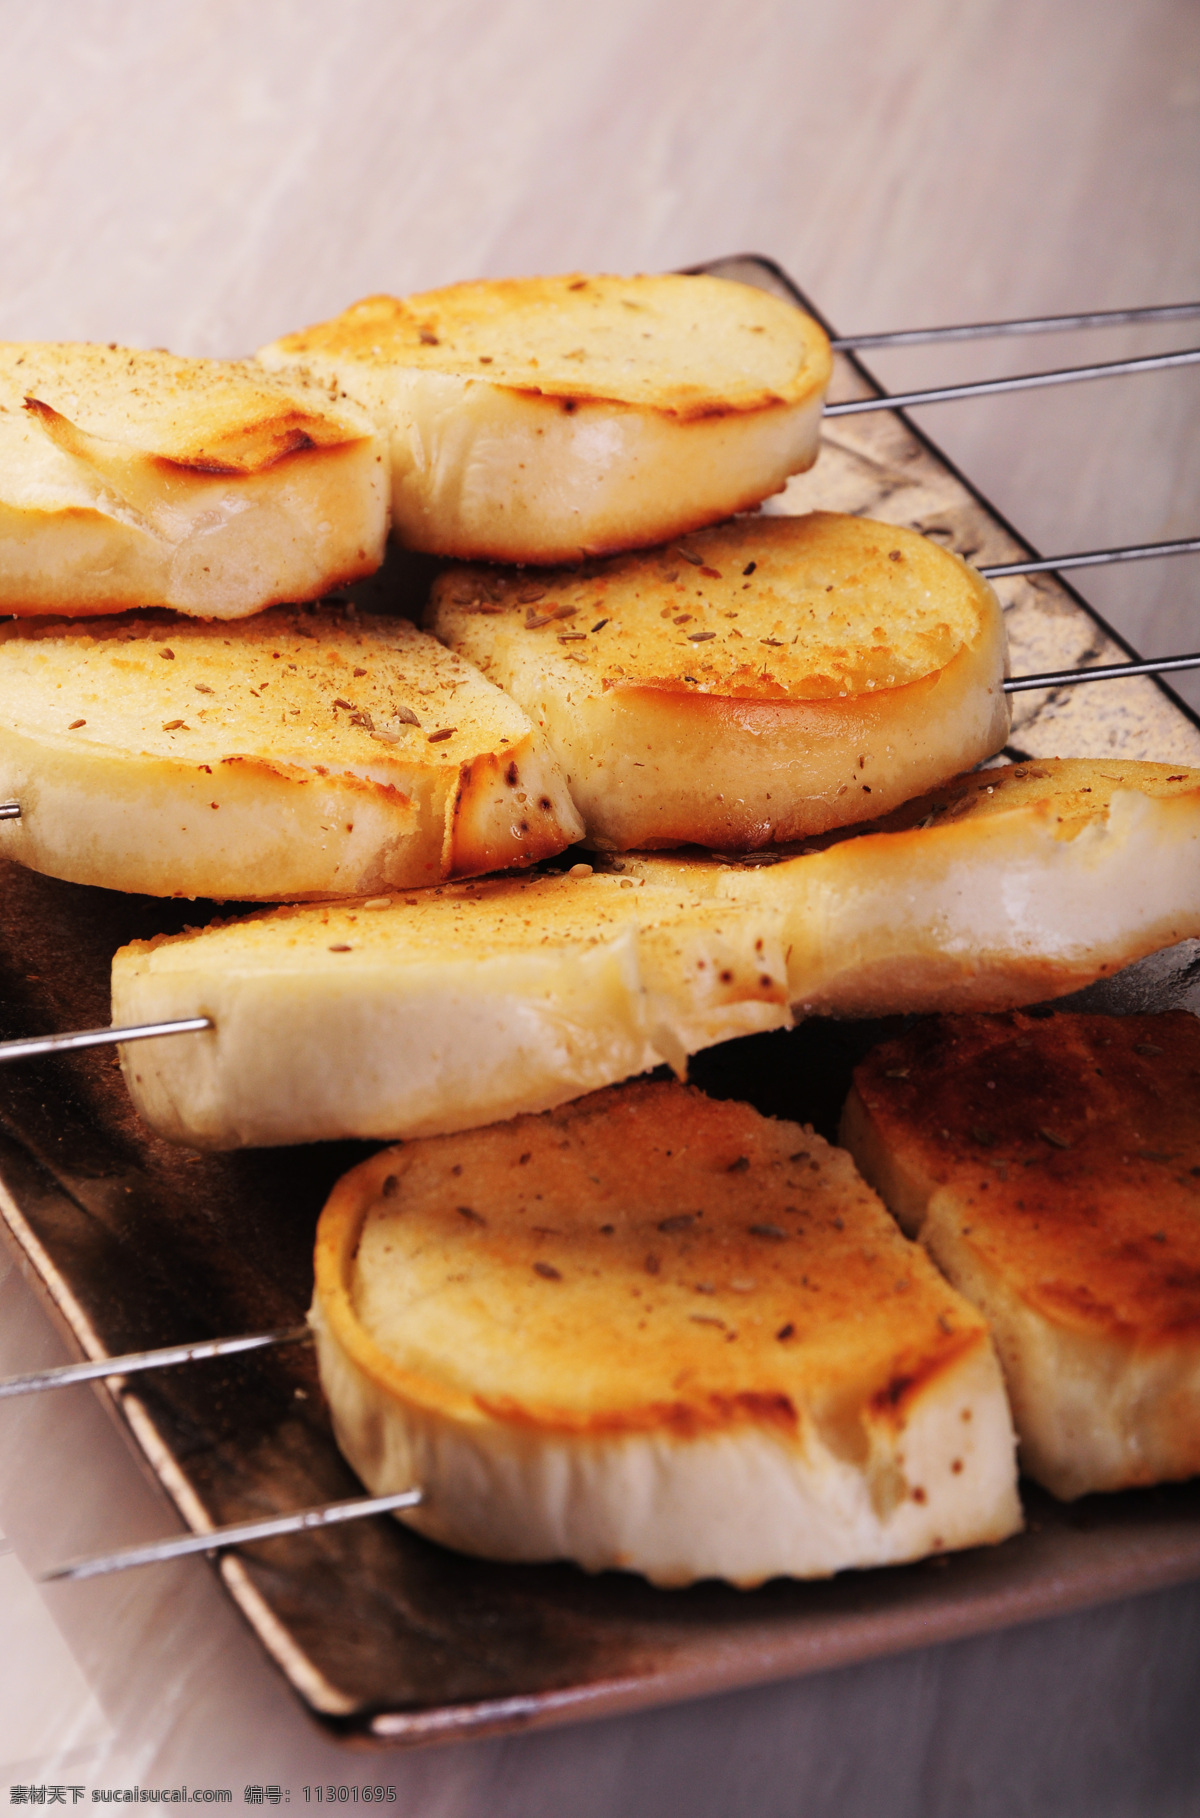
[7,268,1200,1588]
[0,274,851,900]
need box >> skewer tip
[38,1486,425,1582]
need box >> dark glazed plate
[2,256,1200,1745]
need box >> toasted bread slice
[620,759,1200,1013]
[257,273,832,564]
[841,1011,1200,1498]
[112,872,791,1148]
[0,343,387,617]
[429,513,1009,850]
[0,605,581,898]
[311,1081,1020,1585]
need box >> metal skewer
[40,1486,424,1582]
[1004,651,1200,694]
[980,535,1200,580]
[0,1325,311,1400]
[0,1015,211,1063]
[823,345,1200,417]
[830,300,1200,352]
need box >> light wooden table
[2,1,1199,1810]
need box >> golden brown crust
[0,604,523,793]
[857,756,1200,835]
[436,513,999,699]
[263,274,832,420]
[315,1080,992,1441]
[2,341,369,471]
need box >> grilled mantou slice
[841,1012,1200,1498]
[257,273,832,565]
[112,872,791,1148]
[621,759,1200,1013]
[429,514,1009,851]
[0,343,386,617]
[0,605,580,898]
[311,1080,1020,1586]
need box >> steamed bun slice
[842,1011,1200,1498]
[429,513,1010,852]
[111,871,791,1148]
[311,1080,1021,1586]
[257,273,832,565]
[0,343,386,618]
[0,605,581,899]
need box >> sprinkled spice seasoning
[1038,1127,1072,1149]
[526,603,577,630]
